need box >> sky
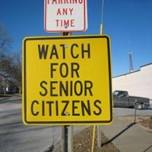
[0,0,152,76]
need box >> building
[112,63,152,99]
[0,72,6,94]
[0,71,19,94]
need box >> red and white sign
[44,0,87,32]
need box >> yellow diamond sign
[22,35,112,125]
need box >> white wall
[112,63,152,99]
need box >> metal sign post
[62,126,73,152]
[62,32,73,152]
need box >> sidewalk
[101,116,152,152]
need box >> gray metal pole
[63,126,68,152]
[61,32,73,152]
[67,126,73,152]
[62,126,73,152]
[134,104,137,123]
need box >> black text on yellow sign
[22,35,112,125]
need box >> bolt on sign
[22,35,112,125]
[44,0,88,32]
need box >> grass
[73,127,120,152]
[138,116,152,130]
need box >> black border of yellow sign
[23,35,112,125]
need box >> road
[0,96,151,152]
[0,96,62,152]
[114,107,152,117]
[0,95,87,152]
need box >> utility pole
[96,24,104,148]
[97,0,105,147]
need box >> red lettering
[57,8,62,15]
[50,0,83,4]
[69,8,73,15]
[62,8,68,15]
[56,8,74,15]
[71,19,75,27]
[56,19,75,28]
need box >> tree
[0,24,21,93]
[11,52,22,91]
[0,24,12,54]
[0,24,12,73]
